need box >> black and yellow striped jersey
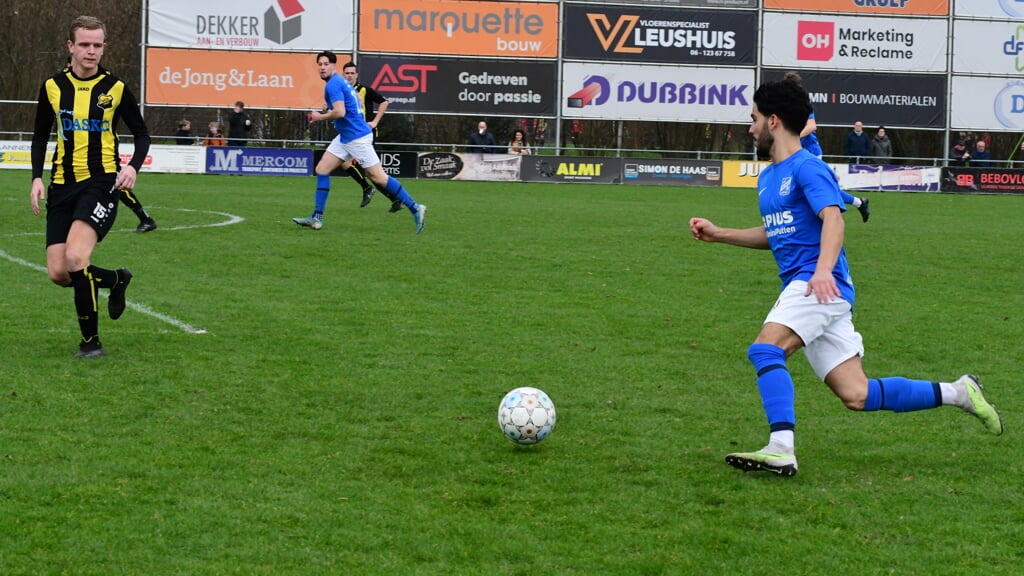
[31,66,150,185]
[353,82,388,138]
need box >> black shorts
[45,175,119,246]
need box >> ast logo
[797,21,834,61]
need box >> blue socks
[748,343,795,432]
[314,173,330,215]
[840,189,857,205]
[863,377,941,412]
[384,176,417,213]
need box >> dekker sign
[359,0,558,58]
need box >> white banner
[954,0,1024,19]
[954,20,1024,74]
[147,0,354,52]
[950,76,1024,131]
[761,12,947,72]
[561,62,754,122]
[0,142,204,174]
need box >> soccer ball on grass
[498,387,556,445]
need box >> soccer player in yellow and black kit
[30,15,152,358]
[340,62,401,213]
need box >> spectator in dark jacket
[971,140,993,168]
[869,127,893,162]
[467,120,497,153]
[844,121,871,162]
[227,101,252,146]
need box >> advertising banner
[761,69,945,129]
[0,142,205,174]
[562,4,757,65]
[417,152,522,181]
[0,141,47,170]
[761,12,947,72]
[953,20,1024,75]
[765,0,948,16]
[520,156,622,183]
[562,62,753,122]
[148,0,355,52]
[145,48,325,109]
[604,0,757,6]
[721,160,769,188]
[953,0,1024,19]
[942,167,1024,194]
[206,147,313,176]
[359,55,557,116]
[315,150,418,179]
[622,158,721,186]
[359,0,559,58]
[835,164,941,192]
[950,76,1024,131]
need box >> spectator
[533,118,547,148]
[869,126,893,162]
[971,140,993,168]
[843,121,871,162]
[569,119,583,148]
[174,119,194,145]
[467,120,496,153]
[227,100,251,146]
[203,121,226,147]
[508,129,531,155]
[949,133,971,166]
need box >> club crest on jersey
[97,93,113,110]
[779,176,792,197]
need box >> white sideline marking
[0,208,244,334]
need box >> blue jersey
[801,110,823,157]
[758,149,855,308]
[324,72,372,143]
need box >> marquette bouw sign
[359,0,559,58]
[147,0,354,51]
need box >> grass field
[2,170,1022,575]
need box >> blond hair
[69,15,106,43]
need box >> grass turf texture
[1,171,1022,574]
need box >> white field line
[0,208,245,334]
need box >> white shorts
[764,280,864,380]
[326,133,380,169]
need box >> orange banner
[359,0,559,58]
[145,48,330,109]
[764,0,948,16]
